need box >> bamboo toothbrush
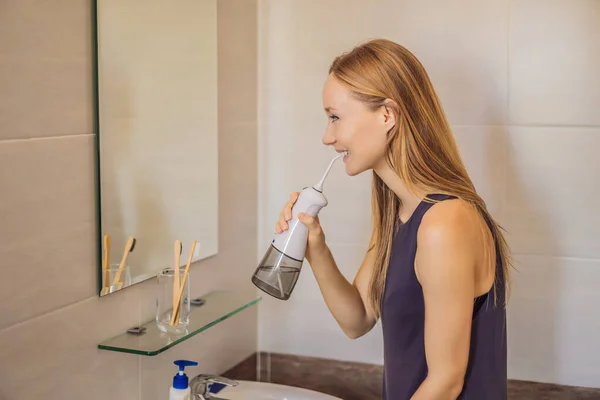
[112,236,136,289]
[172,240,182,318]
[171,240,197,325]
[100,234,111,295]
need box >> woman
[275,39,511,399]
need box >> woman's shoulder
[414,197,483,285]
[416,198,483,257]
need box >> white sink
[215,380,342,400]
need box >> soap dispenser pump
[170,359,198,400]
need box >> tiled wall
[0,1,258,399]
[257,0,600,388]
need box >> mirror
[94,0,218,296]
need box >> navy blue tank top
[381,194,507,399]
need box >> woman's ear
[381,99,398,130]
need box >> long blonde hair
[329,39,512,318]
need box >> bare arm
[410,201,478,400]
[275,192,377,339]
[303,233,378,339]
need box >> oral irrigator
[251,153,343,300]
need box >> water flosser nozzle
[313,153,343,192]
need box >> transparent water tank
[251,244,303,300]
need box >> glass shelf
[98,290,262,356]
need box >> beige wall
[257,0,600,389]
[0,1,258,399]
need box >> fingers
[285,192,299,220]
[275,192,300,234]
[275,214,286,234]
[298,212,322,235]
[290,191,300,202]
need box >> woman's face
[321,74,395,176]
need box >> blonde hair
[329,39,512,318]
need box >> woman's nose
[322,128,335,146]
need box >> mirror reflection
[95,0,218,296]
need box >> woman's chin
[344,161,367,177]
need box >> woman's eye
[329,115,339,122]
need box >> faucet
[189,374,238,399]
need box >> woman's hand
[275,191,327,257]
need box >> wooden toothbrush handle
[112,237,135,286]
[172,240,182,318]
[171,240,196,325]
[102,235,111,290]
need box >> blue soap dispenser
[170,360,198,400]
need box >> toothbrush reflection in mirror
[171,240,197,326]
[101,234,111,294]
[173,240,182,318]
[112,236,136,290]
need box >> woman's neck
[374,161,425,223]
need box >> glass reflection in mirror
[95,0,218,296]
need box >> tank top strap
[404,193,456,228]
